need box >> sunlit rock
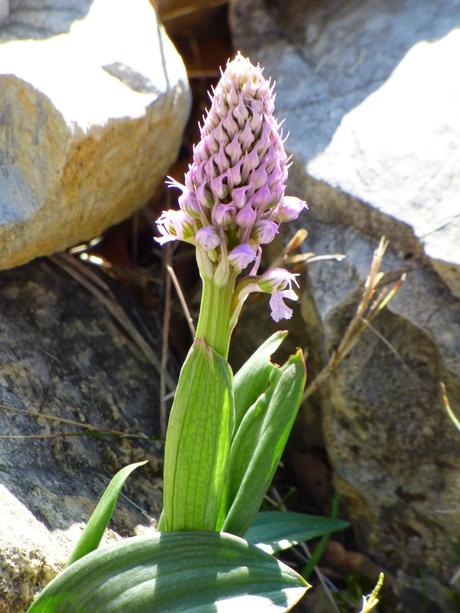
[0,0,190,269]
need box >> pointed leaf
[66,461,147,566]
[246,511,350,554]
[161,340,234,531]
[28,531,309,612]
[234,331,287,429]
[224,350,306,536]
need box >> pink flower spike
[228,243,257,271]
[196,226,221,251]
[269,289,298,322]
[276,196,308,222]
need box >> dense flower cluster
[156,53,307,321]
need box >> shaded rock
[231,0,460,609]
[0,0,190,270]
[0,259,164,611]
[300,221,460,611]
[231,0,460,298]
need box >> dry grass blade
[271,229,308,267]
[303,237,406,402]
[272,228,344,269]
[52,253,175,392]
[0,404,154,440]
[160,245,173,438]
[166,264,196,337]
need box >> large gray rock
[0,0,190,270]
[0,259,164,612]
[231,1,460,610]
[231,0,460,299]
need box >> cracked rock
[0,259,164,611]
[231,1,460,610]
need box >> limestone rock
[231,1,460,609]
[0,259,164,611]
[231,0,460,298]
[0,0,190,270]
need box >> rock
[0,258,164,611]
[231,0,460,299]
[0,1,9,26]
[300,221,460,611]
[231,1,460,609]
[0,0,190,270]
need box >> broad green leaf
[224,350,306,536]
[66,461,146,566]
[234,331,287,429]
[246,511,349,554]
[28,531,310,613]
[160,339,234,532]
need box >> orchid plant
[28,54,348,612]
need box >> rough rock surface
[231,0,460,299]
[231,1,460,610]
[0,259,164,612]
[0,0,190,270]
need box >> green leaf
[234,331,287,430]
[246,511,350,555]
[66,461,147,567]
[160,339,234,532]
[224,350,306,536]
[28,531,310,613]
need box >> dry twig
[0,403,153,440]
[303,237,406,403]
[160,245,173,438]
[166,264,196,337]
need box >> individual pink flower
[275,196,308,222]
[252,220,279,244]
[228,244,257,271]
[155,210,195,245]
[196,226,221,251]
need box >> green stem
[195,276,236,359]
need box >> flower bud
[276,196,308,222]
[228,243,257,271]
[196,226,221,251]
[253,220,279,244]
